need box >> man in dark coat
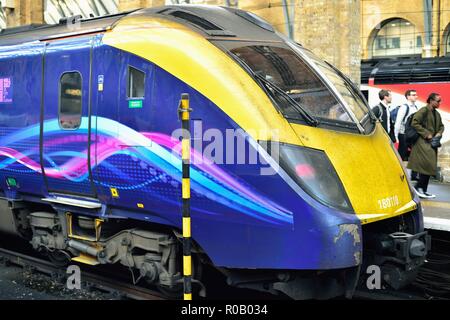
[372,89,396,142]
[407,93,445,198]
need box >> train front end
[221,38,430,298]
[104,6,430,299]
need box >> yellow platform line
[421,201,450,209]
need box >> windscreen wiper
[254,73,319,126]
[230,52,319,127]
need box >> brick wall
[2,0,44,27]
[294,0,361,83]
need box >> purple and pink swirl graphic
[0,117,293,226]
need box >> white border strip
[424,216,450,232]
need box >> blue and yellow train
[0,5,429,299]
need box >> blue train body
[0,34,361,269]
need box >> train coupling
[365,231,431,290]
[386,232,431,264]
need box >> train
[361,56,450,148]
[0,5,429,299]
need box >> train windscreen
[299,48,370,122]
[229,44,354,124]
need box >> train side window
[59,72,82,130]
[127,66,145,98]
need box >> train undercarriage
[0,198,429,299]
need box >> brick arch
[443,23,450,55]
[366,16,425,59]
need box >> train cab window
[59,72,82,130]
[230,45,353,123]
[127,66,145,98]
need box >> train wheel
[154,254,203,299]
[47,250,71,267]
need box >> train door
[41,36,95,197]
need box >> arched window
[446,31,450,56]
[372,19,422,57]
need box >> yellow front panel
[290,123,415,223]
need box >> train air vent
[169,11,222,31]
[156,8,172,15]
[159,9,235,37]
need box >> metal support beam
[178,93,193,301]
[282,0,293,40]
[423,0,433,57]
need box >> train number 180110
[377,195,399,210]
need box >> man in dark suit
[372,89,396,142]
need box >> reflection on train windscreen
[231,45,353,123]
[301,48,370,122]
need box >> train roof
[361,56,450,84]
[135,5,281,41]
[0,5,281,47]
[0,10,140,46]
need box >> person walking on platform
[408,93,444,199]
[394,89,419,179]
[372,89,395,142]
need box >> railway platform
[422,182,450,232]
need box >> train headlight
[279,144,354,213]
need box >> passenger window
[127,66,145,98]
[59,72,82,130]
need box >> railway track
[0,237,274,300]
[0,230,449,300]
[0,247,166,300]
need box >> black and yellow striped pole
[178,93,192,300]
